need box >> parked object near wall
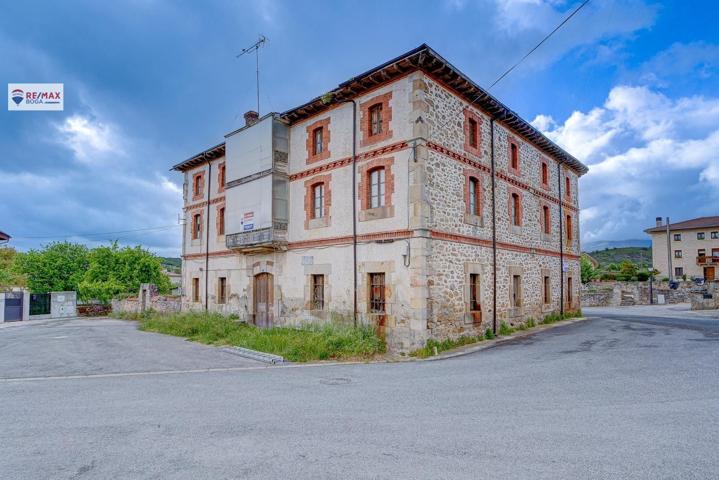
[0,289,29,322]
[1,290,77,322]
[111,283,181,315]
[581,280,697,307]
[690,282,719,310]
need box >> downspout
[343,99,358,328]
[557,162,564,317]
[204,156,212,312]
[490,118,498,336]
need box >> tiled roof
[644,216,719,233]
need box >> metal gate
[4,292,23,322]
[30,293,51,316]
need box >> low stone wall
[112,295,181,315]
[581,280,699,307]
[690,282,719,310]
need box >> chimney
[655,217,662,227]
[244,110,259,127]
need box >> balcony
[226,222,288,253]
[696,255,719,265]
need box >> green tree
[0,248,27,288]
[14,242,89,293]
[580,255,598,284]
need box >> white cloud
[55,115,123,164]
[535,84,719,244]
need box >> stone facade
[174,47,586,352]
[581,280,695,307]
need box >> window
[218,164,225,191]
[674,250,682,258]
[675,267,684,277]
[565,176,571,198]
[192,213,202,240]
[711,231,718,239]
[468,118,478,148]
[192,278,200,303]
[218,277,227,304]
[311,274,325,310]
[369,104,383,136]
[312,127,323,156]
[312,184,325,219]
[469,274,480,312]
[698,249,706,257]
[511,193,521,226]
[511,274,522,308]
[567,277,573,305]
[541,162,549,186]
[542,205,551,234]
[218,207,225,235]
[369,273,386,313]
[369,168,386,208]
[566,215,573,241]
[543,276,551,304]
[674,233,681,241]
[468,177,480,216]
[193,174,203,197]
[697,232,705,240]
[510,142,519,170]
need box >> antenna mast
[236,34,267,115]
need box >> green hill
[160,257,181,273]
[586,247,651,268]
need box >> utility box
[224,114,289,252]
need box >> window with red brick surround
[565,175,571,200]
[540,160,549,189]
[191,171,205,201]
[508,187,523,227]
[217,163,226,193]
[541,203,551,234]
[358,157,395,210]
[216,204,225,236]
[305,117,331,164]
[566,214,573,241]
[463,109,482,157]
[508,137,520,176]
[360,92,393,147]
[191,211,203,240]
[463,169,482,217]
[304,174,332,228]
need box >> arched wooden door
[253,273,273,328]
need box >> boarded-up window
[541,162,548,185]
[192,213,202,240]
[468,118,478,147]
[566,214,573,241]
[542,205,551,234]
[192,278,200,303]
[313,127,323,155]
[369,273,386,313]
[469,274,480,312]
[510,143,519,170]
[218,207,225,235]
[369,104,383,136]
[567,276,573,305]
[218,277,227,304]
[511,193,521,226]
[543,276,551,304]
[565,176,571,198]
[311,274,324,310]
[511,274,522,308]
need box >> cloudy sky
[1,0,717,256]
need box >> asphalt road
[1,313,717,479]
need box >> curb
[221,346,286,364]
[421,316,588,362]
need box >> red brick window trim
[191,211,203,240]
[508,136,520,176]
[566,213,573,241]
[191,171,205,201]
[360,92,393,147]
[304,174,332,228]
[358,157,395,210]
[216,204,225,236]
[565,175,571,200]
[305,118,331,164]
[540,160,549,189]
[508,187,523,227]
[540,203,551,234]
[217,163,226,194]
[463,109,483,157]
[463,169,482,217]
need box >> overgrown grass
[113,311,385,362]
[409,334,485,358]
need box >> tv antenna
[236,34,267,115]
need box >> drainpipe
[342,99,358,328]
[557,162,564,317]
[490,118,498,336]
[666,217,672,281]
[204,155,212,312]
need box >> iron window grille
[311,274,325,310]
[369,273,386,313]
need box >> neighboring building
[645,216,719,281]
[0,231,10,246]
[172,44,587,351]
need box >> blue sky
[1,0,718,256]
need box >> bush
[599,272,617,281]
[636,271,650,281]
[485,328,495,339]
[410,335,484,358]
[499,322,515,336]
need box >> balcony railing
[226,222,288,252]
[696,255,719,265]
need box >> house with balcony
[171,44,587,351]
[645,216,719,281]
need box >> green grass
[409,334,485,358]
[113,311,385,362]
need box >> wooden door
[253,273,273,328]
[705,267,715,281]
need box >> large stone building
[645,216,719,281]
[172,45,587,351]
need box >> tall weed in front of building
[114,311,385,362]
